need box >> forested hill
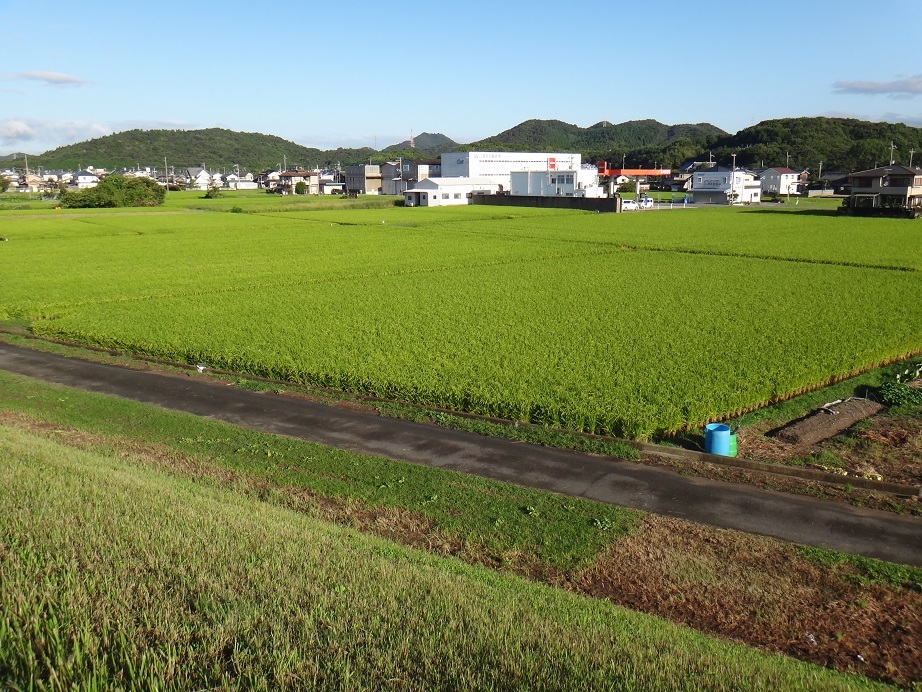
[28,128,377,172]
[471,118,726,151]
[19,117,922,174]
[467,119,728,165]
[381,133,458,157]
[707,117,922,172]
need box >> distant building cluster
[0,164,346,196]
[4,153,921,214]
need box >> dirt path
[1,341,920,567]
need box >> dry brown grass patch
[570,515,922,686]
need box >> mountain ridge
[9,116,922,173]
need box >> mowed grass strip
[0,424,880,690]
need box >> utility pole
[910,149,916,167]
[818,160,822,181]
[889,142,896,165]
[164,156,168,192]
[730,153,737,204]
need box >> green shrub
[59,175,165,208]
[203,182,222,199]
[880,382,922,407]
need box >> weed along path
[1,340,920,567]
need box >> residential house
[255,170,282,189]
[74,170,100,189]
[2,170,20,189]
[381,159,441,196]
[845,165,922,211]
[807,171,850,197]
[319,169,345,195]
[345,164,382,195]
[404,177,500,207]
[226,172,258,190]
[663,160,710,192]
[759,167,802,196]
[278,169,320,194]
[186,167,213,190]
[690,166,761,204]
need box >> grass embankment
[0,423,880,690]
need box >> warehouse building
[441,151,582,192]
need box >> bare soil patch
[737,404,922,495]
[772,398,885,446]
[571,516,922,687]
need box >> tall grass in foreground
[0,425,878,690]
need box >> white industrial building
[441,151,582,192]
[510,167,604,197]
[403,177,500,206]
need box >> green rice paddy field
[2,194,920,439]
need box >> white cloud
[832,75,922,99]
[821,110,922,128]
[0,119,35,141]
[880,112,922,128]
[0,118,111,153]
[4,70,89,86]
[110,119,198,132]
[294,133,381,150]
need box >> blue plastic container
[704,423,731,456]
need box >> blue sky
[2,0,920,156]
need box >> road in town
[1,341,919,567]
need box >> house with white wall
[404,177,500,206]
[185,167,213,190]
[759,167,801,196]
[74,170,99,189]
[278,169,320,194]
[690,166,761,204]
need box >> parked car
[621,199,638,211]
[638,197,654,209]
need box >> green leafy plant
[880,362,922,407]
